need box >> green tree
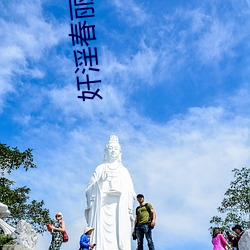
[0,143,52,233]
[210,167,250,232]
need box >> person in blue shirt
[79,227,96,250]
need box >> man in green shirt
[133,194,156,250]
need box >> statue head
[0,202,10,218]
[104,135,122,163]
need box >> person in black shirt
[228,225,244,250]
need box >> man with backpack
[132,194,156,250]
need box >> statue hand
[101,171,108,181]
[130,213,135,222]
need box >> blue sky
[1,0,250,249]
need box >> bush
[0,234,14,247]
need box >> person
[48,212,66,250]
[133,194,156,250]
[85,135,136,250]
[230,225,244,250]
[79,227,96,250]
[211,227,232,250]
[226,231,238,249]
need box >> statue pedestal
[2,245,26,250]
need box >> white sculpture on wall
[0,202,15,235]
[85,135,136,250]
[13,220,38,250]
[0,202,38,250]
[239,229,250,250]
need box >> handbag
[46,224,52,232]
[62,231,69,242]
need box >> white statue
[85,135,136,250]
[0,203,38,250]
[0,202,11,218]
[13,220,38,250]
[0,202,15,235]
[239,229,250,250]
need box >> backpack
[136,203,154,229]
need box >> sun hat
[84,227,95,234]
[55,212,63,218]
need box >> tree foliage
[0,144,36,175]
[210,167,250,232]
[0,234,14,246]
[0,143,52,233]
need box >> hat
[55,212,63,217]
[84,227,94,234]
[232,225,243,231]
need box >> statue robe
[85,163,136,250]
[239,229,250,250]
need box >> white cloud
[196,20,235,63]
[189,8,210,33]
[219,83,250,115]
[100,44,160,91]
[156,6,243,69]
[127,42,158,86]
[48,83,126,120]
[112,0,148,26]
[0,0,67,111]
